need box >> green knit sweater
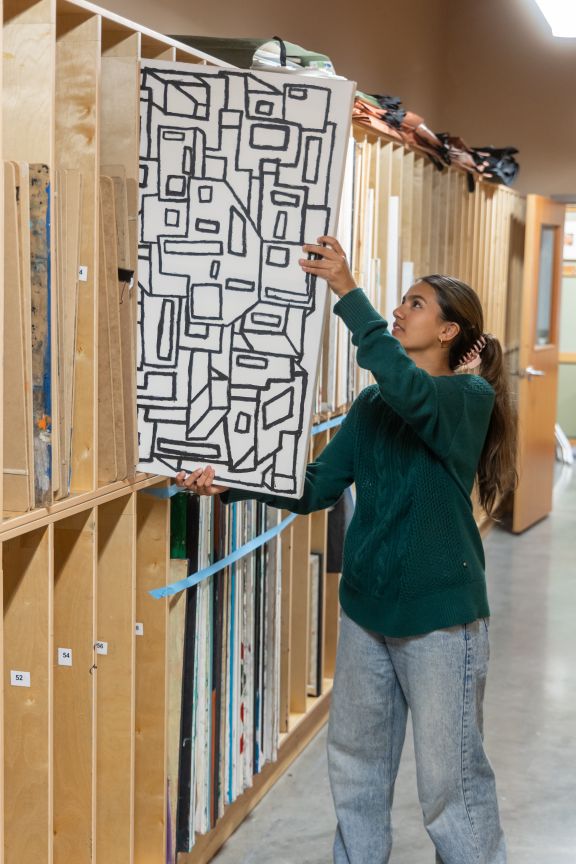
[223,288,495,637]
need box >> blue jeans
[327,612,506,863]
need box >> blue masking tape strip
[145,413,345,595]
[312,413,346,435]
[150,510,299,599]
[140,484,181,499]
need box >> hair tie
[457,334,487,370]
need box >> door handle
[515,366,546,380]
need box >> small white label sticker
[58,648,73,667]
[78,265,88,282]
[11,670,31,687]
[95,641,108,655]
[135,622,144,636]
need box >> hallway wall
[437,0,576,197]
[98,0,447,124]
[103,0,576,197]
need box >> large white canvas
[137,61,355,496]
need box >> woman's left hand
[299,236,357,298]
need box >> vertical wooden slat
[3,525,53,864]
[470,181,482,293]
[55,11,100,493]
[447,170,460,275]
[310,431,329,693]
[375,142,392,308]
[498,191,514,341]
[428,167,442,272]
[420,161,434,277]
[279,519,293,734]
[0,0,4,531]
[438,170,451,274]
[323,423,342,681]
[289,514,311,716]
[0,540,4,864]
[486,189,498,333]
[134,492,170,864]
[100,28,139,478]
[386,145,403,315]
[458,172,471,282]
[96,494,136,864]
[466,179,474,287]
[356,136,372,289]
[411,156,424,275]
[370,138,380,257]
[400,149,414,265]
[483,187,494,312]
[53,509,96,864]
[350,138,364,284]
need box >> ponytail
[476,334,518,518]
[420,274,518,519]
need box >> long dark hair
[420,274,518,517]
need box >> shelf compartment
[52,508,96,864]
[95,493,136,864]
[2,525,52,864]
[134,490,170,863]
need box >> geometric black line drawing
[137,61,355,495]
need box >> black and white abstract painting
[137,61,355,496]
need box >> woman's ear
[440,321,461,344]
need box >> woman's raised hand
[175,466,229,496]
[299,235,357,298]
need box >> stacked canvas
[98,170,138,484]
[307,552,323,697]
[166,493,282,854]
[3,161,83,512]
[2,160,143,514]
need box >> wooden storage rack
[0,1,526,861]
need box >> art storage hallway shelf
[212,467,576,864]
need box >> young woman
[176,236,517,864]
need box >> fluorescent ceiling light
[533,0,576,37]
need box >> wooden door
[512,195,565,533]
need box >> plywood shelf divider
[2,524,53,864]
[279,515,293,734]
[53,508,96,864]
[96,493,136,864]
[289,514,311,715]
[134,491,170,862]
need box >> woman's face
[392,281,454,352]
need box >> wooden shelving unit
[0,2,526,862]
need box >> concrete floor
[212,465,576,864]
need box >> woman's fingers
[196,466,215,488]
[301,236,346,259]
[175,467,202,489]
[317,235,346,257]
[302,243,339,260]
[175,466,229,496]
[299,259,332,271]
[299,238,356,298]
